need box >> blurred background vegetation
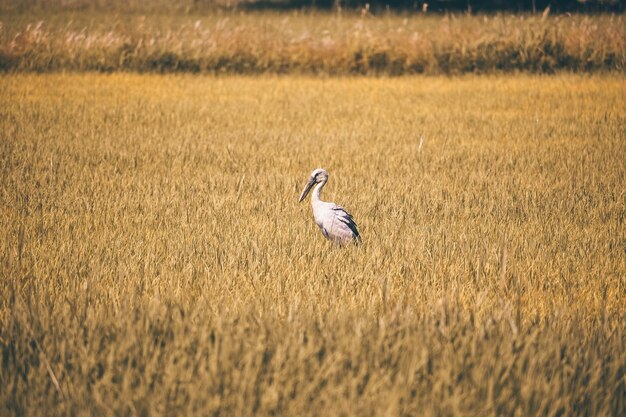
[1,11,624,75]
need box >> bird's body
[299,168,361,246]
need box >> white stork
[298,168,361,246]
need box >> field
[1,11,625,75]
[1,73,624,416]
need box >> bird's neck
[311,180,326,204]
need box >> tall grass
[1,73,624,416]
[1,12,624,74]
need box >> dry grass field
[1,73,625,416]
[1,11,624,74]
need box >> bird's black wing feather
[332,206,361,243]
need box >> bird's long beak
[298,178,315,202]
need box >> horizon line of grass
[1,12,624,75]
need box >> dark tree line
[244,0,624,12]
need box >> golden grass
[1,73,625,416]
[1,11,624,74]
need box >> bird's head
[298,168,329,202]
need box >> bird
[298,168,361,246]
